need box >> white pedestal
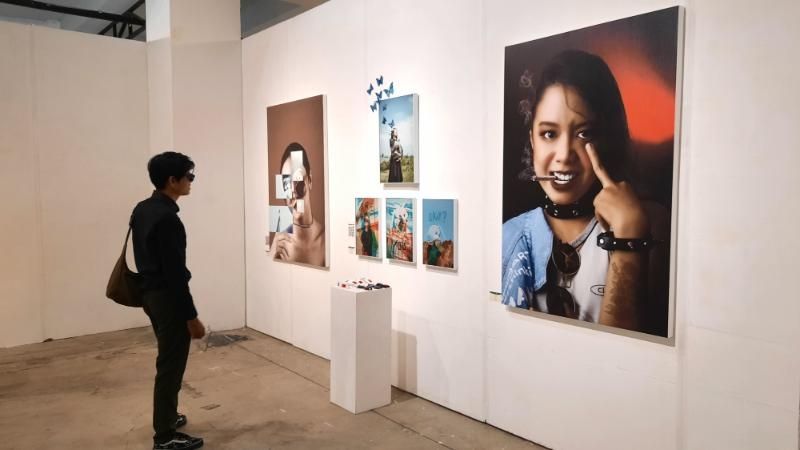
[330,286,392,414]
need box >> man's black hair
[148,151,195,190]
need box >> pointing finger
[595,212,609,232]
[585,142,614,188]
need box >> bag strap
[120,215,133,258]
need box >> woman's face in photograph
[531,83,598,205]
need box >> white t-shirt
[534,219,609,323]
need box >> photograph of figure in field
[422,199,456,270]
[386,198,415,263]
[267,95,328,268]
[501,7,682,338]
[379,94,418,184]
[355,197,380,258]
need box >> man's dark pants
[143,289,191,444]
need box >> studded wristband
[596,231,657,252]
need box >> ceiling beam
[97,0,144,37]
[0,0,145,26]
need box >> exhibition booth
[1,1,798,449]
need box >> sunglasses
[546,284,579,319]
[185,173,196,182]
[545,239,581,319]
[552,240,580,276]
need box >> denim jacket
[501,208,553,309]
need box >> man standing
[132,151,205,450]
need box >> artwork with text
[422,199,456,269]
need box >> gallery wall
[0,22,151,347]
[674,1,800,447]
[0,0,247,347]
[485,0,800,449]
[243,0,800,449]
[484,3,683,449]
[242,0,487,419]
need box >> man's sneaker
[175,413,187,429]
[153,432,203,450]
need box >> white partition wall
[0,0,246,345]
[244,1,800,449]
[485,1,800,449]
[364,0,487,419]
[242,0,365,354]
[0,22,44,348]
[242,0,488,420]
[0,22,150,347]
[675,1,800,448]
[484,3,683,449]
[146,0,246,333]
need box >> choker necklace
[542,194,595,219]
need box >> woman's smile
[551,171,577,184]
[531,84,598,204]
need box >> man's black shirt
[131,191,197,321]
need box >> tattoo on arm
[601,256,647,330]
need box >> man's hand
[187,318,206,339]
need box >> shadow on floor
[0,326,545,450]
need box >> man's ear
[167,175,182,189]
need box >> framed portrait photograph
[267,95,328,268]
[355,197,381,259]
[501,7,683,338]
[379,94,419,185]
[385,198,415,263]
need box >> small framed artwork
[422,199,457,270]
[379,94,419,185]
[385,198,415,263]
[355,197,381,258]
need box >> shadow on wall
[393,329,417,393]
[392,310,453,405]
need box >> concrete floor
[0,327,545,450]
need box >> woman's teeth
[552,172,575,184]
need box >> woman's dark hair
[148,151,195,189]
[281,142,311,175]
[519,49,631,182]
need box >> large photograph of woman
[501,8,682,338]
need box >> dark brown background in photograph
[267,95,326,231]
